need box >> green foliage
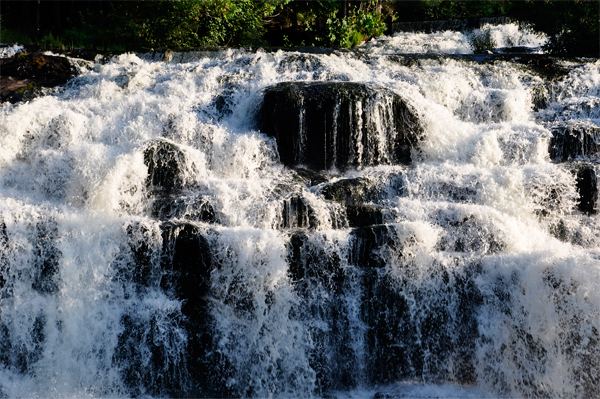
[530,0,599,56]
[40,33,65,50]
[295,1,391,48]
[402,0,512,21]
[469,29,496,53]
[110,0,289,48]
[0,26,34,45]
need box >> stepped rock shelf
[1,28,600,399]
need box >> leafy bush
[297,1,391,48]
[40,33,66,50]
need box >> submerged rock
[152,194,216,223]
[0,52,77,103]
[259,82,423,171]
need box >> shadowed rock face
[0,52,77,103]
[566,163,598,215]
[259,82,423,171]
[549,123,600,162]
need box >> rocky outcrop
[547,123,599,215]
[549,123,600,162]
[116,222,231,398]
[286,225,481,391]
[259,82,423,171]
[0,52,77,103]
[144,140,187,193]
[566,163,598,215]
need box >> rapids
[1,24,599,398]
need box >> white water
[0,44,24,58]
[362,23,546,54]
[1,24,599,398]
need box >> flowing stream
[1,24,599,398]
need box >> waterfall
[1,25,599,398]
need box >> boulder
[143,140,186,193]
[0,52,77,103]
[259,82,423,171]
[549,123,600,162]
[321,177,376,206]
[281,195,317,229]
[346,205,384,228]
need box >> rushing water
[1,24,599,398]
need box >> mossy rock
[321,177,375,206]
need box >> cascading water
[1,24,599,398]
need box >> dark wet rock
[114,309,188,398]
[565,163,598,215]
[0,262,46,377]
[259,82,423,171]
[0,52,77,103]
[292,168,330,187]
[144,140,186,193]
[0,222,8,294]
[531,84,549,112]
[116,222,231,398]
[346,205,384,228]
[152,194,216,223]
[31,219,61,294]
[287,229,481,389]
[499,46,538,54]
[575,165,597,215]
[321,177,376,206]
[286,232,360,391]
[320,172,407,208]
[116,222,162,290]
[159,223,228,397]
[515,56,570,81]
[433,212,505,254]
[210,91,234,120]
[549,123,600,162]
[362,261,481,386]
[281,195,317,229]
[349,225,398,269]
